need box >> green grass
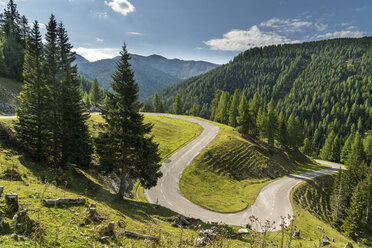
[180,120,328,213]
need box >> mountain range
[74,54,219,100]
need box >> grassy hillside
[180,120,328,212]
[0,115,357,247]
[0,76,23,115]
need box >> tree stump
[0,186,4,197]
[100,222,115,235]
[5,193,18,212]
[85,203,102,223]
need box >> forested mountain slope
[160,37,372,152]
[75,54,218,100]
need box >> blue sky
[6,0,372,64]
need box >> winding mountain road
[145,114,345,231]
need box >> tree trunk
[117,162,127,198]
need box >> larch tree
[96,44,162,198]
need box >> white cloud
[314,23,328,32]
[39,23,46,30]
[204,25,299,51]
[126,31,143,36]
[260,18,312,33]
[0,0,6,6]
[105,0,135,16]
[95,11,108,19]
[195,47,204,50]
[315,30,365,39]
[96,37,104,42]
[72,47,120,62]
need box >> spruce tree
[96,44,162,198]
[190,103,199,116]
[330,135,341,162]
[287,114,303,148]
[43,14,60,163]
[228,89,240,127]
[301,137,312,155]
[210,90,222,120]
[341,133,353,164]
[57,22,92,167]
[249,92,262,137]
[236,93,250,135]
[330,169,347,226]
[89,78,102,107]
[267,99,278,148]
[214,91,230,124]
[15,21,47,159]
[320,131,335,161]
[278,112,288,148]
[173,94,183,115]
[152,93,162,112]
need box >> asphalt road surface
[144,114,345,231]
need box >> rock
[10,233,18,241]
[238,228,249,234]
[0,186,3,197]
[344,242,353,248]
[198,229,215,238]
[100,222,115,235]
[196,237,210,246]
[292,230,301,238]
[5,193,18,212]
[320,239,331,247]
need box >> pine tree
[267,99,278,148]
[214,91,230,124]
[15,21,47,159]
[330,169,347,226]
[190,103,199,116]
[341,133,353,164]
[89,78,102,107]
[152,93,162,113]
[320,131,335,160]
[249,92,262,137]
[278,112,288,148]
[96,44,162,198]
[83,92,91,108]
[348,132,367,182]
[210,90,223,120]
[257,107,268,139]
[57,22,92,167]
[301,137,312,155]
[228,89,240,127]
[287,114,303,148]
[330,135,341,162]
[236,93,250,135]
[173,94,183,115]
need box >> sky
[4,0,372,64]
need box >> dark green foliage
[301,137,312,156]
[173,94,183,115]
[190,103,199,116]
[159,38,372,153]
[96,44,162,197]
[214,91,230,124]
[320,131,335,161]
[278,112,288,148]
[236,93,250,135]
[152,93,164,113]
[287,114,303,148]
[89,78,102,107]
[15,21,47,159]
[341,133,354,163]
[228,89,240,127]
[267,99,278,148]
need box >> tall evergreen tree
[341,133,354,164]
[96,44,162,198]
[330,135,341,162]
[301,137,312,155]
[228,89,240,127]
[287,114,303,148]
[173,94,183,115]
[15,21,46,159]
[330,169,347,226]
[43,14,60,163]
[152,93,162,113]
[210,90,222,120]
[190,103,199,116]
[267,99,278,148]
[214,91,230,124]
[236,93,250,135]
[320,131,335,161]
[57,22,92,167]
[278,112,288,148]
[249,92,262,137]
[89,78,102,107]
